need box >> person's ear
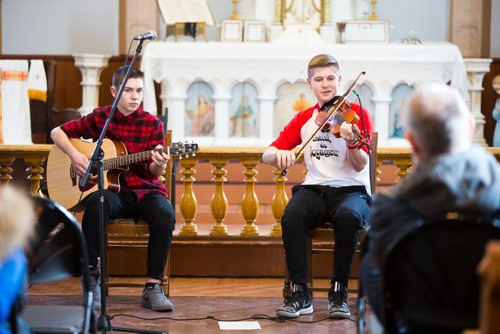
[110,86,117,98]
[405,130,421,162]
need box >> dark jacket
[367,145,500,268]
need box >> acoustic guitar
[46,138,198,211]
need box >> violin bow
[280,71,366,177]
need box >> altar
[141,41,468,147]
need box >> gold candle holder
[230,0,240,20]
[369,0,378,21]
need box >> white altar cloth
[0,60,32,144]
[141,42,467,146]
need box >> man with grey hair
[359,83,500,325]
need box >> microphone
[133,31,157,41]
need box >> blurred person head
[0,186,35,262]
[402,83,475,164]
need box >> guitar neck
[103,147,167,170]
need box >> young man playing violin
[50,66,175,313]
[262,54,373,319]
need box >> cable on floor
[110,312,356,324]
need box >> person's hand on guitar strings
[150,145,170,176]
[70,150,90,178]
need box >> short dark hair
[112,65,144,88]
[307,54,340,78]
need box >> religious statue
[492,75,500,147]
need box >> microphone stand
[79,39,168,334]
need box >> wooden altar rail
[1,145,499,238]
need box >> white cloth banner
[28,59,48,102]
[0,60,32,144]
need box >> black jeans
[82,190,175,280]
[282,185,370,287]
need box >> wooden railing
[1,145,499,238]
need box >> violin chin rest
[320,95,341,111]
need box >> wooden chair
[478,240,500,334]
[283,132,378,297]
[105,130,173,296]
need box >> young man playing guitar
[50,66,174,313]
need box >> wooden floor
[27,277,377,333]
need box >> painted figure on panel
[274,83,315,137]
[231,95,256,137]
[492,75,500,147]
[230,82,259,138]
[193,95,215,136]
[185,81,215,137]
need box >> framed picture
[220,20,243,42]
[244,21,266,42]
[343,20,389,43]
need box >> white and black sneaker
[328,281,350,319]
[276,283,313,318]
[141,283,173,312]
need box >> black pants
[82,190,175,280]
[282,185,370,287]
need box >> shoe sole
[276,305,314,318]
[328,311,351,319]
[141,299,173,312]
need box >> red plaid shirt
[60,106,168,201]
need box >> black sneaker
[276,283,313,318]
[328,281,350,319]
[82,268,101,312]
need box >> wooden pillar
[179,159,199,236]
[209,159,229,236]
[450,0,491,57]
[270,168,288,237]
[119,0,161,54]
[240,160,260,237]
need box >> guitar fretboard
[103,147,168,170]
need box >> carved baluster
[209,159,228,236]
[375,159,381,189]
[178,159,198,236]
[270,168,289,237]
[394,157,413,181]
[240,160,259,237]
[0,157,15,185]
[25,156,46,195]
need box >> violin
[315,96,366,148]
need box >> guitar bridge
[69,165,77,186]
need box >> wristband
[347,143,358,150]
